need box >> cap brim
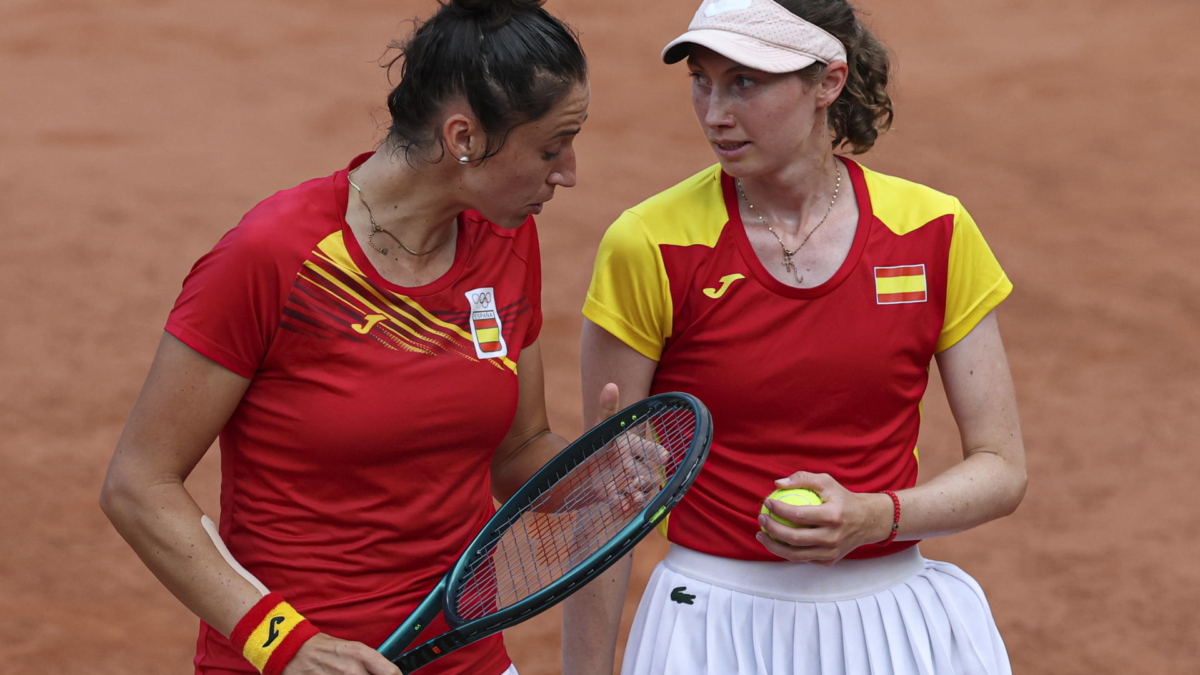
[662,29,823,73]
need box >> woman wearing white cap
[565,1,1026,674]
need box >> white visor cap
[663,0,848,73]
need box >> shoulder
[858,162,965,236]
[619,164,728,248]
[211,173,343,270]
[235,174,342,250]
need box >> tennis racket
[377,392,712,672]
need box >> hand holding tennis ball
[760,487,823,535]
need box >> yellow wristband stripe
[243,601,305,672]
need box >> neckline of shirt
[723,155,873,300]
[333,152,472,297]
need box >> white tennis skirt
[620,545,1011,675]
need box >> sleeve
[164,222,286,378]
[521,218,543,349]
[582,210,672,361]
[936,199,1014,353]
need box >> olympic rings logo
[472,292,492,308]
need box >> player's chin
[713,154,766,180]
[482,207,537,230]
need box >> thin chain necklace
[347,169,451,257]
[736,164,842,286]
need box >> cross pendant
[782,254,795,272]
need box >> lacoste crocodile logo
[703,274,746,299]
[670,586,696,605]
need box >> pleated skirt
[620,545,1011,675]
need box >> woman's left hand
[755,472,894,567]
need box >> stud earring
[459,156,470,164]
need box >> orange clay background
[3,0,1199,673]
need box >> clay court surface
[3,0,1199,672]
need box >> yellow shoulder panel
[861,165,958,235]
[582,165,728,361]
[626,164,728,247]
[315,230,363,275]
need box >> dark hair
[776,0,893,154]
[384,0,587,164]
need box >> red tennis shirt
[584,158,1011,561]
[166,153,540,674]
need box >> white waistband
[661,544,926,602]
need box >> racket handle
[396,634,468,673]
[378,578,447,661]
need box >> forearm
[891,312,1027,542]
[101,474,262,636]
[562,553,631,675]
[764,445,1027,563]
[492,430,569,503]
[891,447,1026,542]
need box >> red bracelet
[880,490,901,546]
[230,593,319,675]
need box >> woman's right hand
[282,633,401,675]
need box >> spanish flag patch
[465,287,508,359]
[875,265,927,304]
[473,317,503,353]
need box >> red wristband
[230,592,319,675]
[880,490,901,546]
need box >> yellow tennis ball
[760,488,822,531]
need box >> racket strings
[454,405,697,621]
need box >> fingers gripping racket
[378,392,712,672]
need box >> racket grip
[378,577,448,661]
[396,634,468,673]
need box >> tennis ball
[760,488,822,531]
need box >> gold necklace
[736,165,842,286]
[347,169,450,257]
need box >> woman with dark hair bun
[100,1,589,674]
[569,1,1024,674]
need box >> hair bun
[449,0,545,23]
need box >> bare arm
[101,332,260,634]
[490,339,572,501]
[759,311,1028,561]
[894,310,1027,537]
[100,333,398,675]
[562,320,659,675]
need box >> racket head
[443,391,711,632]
